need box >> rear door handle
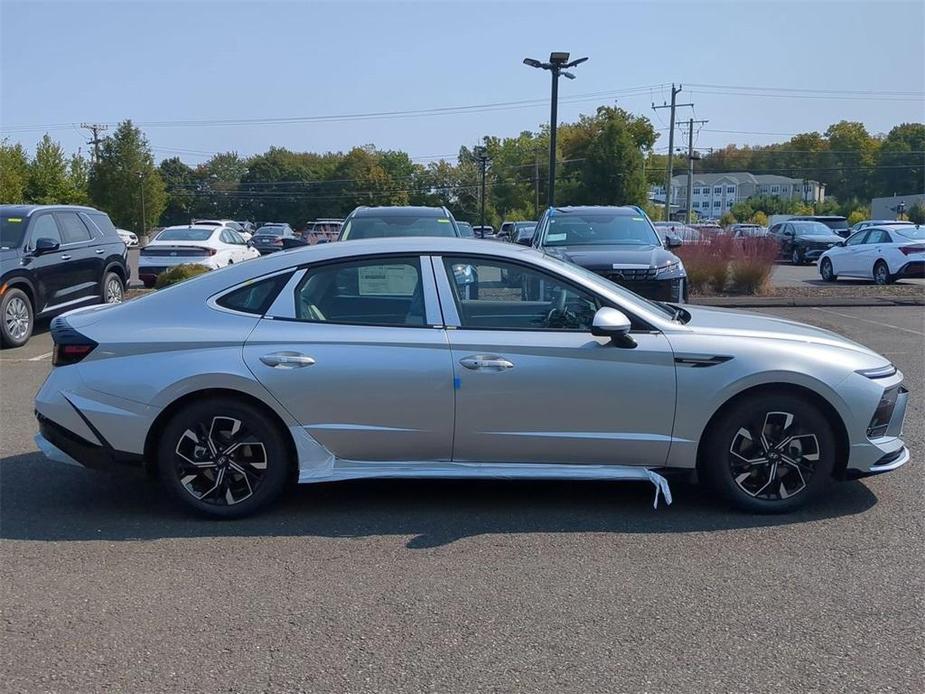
[259,352,316,369]
[95,249,105,254]
[459,355,514,371]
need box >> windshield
[792,221,834,236]
[341,214,457,240]
[818,218,848,231]
[543,212,661,247]
[1,215,28,249]
[155,228,215,241]
[895,227,925,240]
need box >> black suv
[532,206,688,302]
[0,205,128,347]
[338,206,462,240]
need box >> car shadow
[0,453,878,548]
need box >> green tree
[89,120,166,234]
[719,210,737,227]
[876,123,925,196]
[67,151,91,204]
[0,139,29,203]
[26,134,72,203]
[159,157,198,225]
[907,203,925,225]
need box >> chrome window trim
[419,255,443,326]
[431,255,461,327]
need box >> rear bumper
[895,260,925,279]
[35,412,143,470]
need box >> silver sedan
[35,238,910,517]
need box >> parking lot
[0,305,922,692]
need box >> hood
[798,234,842,244]
[546,244,678,269]
[683,305,885,360]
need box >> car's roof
[551,205,642,215]
[351,206,448,218]
[0,204,98,216]
[160,224,221,232]
[790,215,846,220]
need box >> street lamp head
[565,56,589,68]
[549,51,570,65]
[561,71,576,80]
[523,58,543,68]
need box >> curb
[691,296,925,308]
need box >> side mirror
[33,237,60,255]
[665,234,682,248]
[591,307,635,347]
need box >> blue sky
[2,0,923,165]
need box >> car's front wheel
[0,288,34,348]
[702,392,835,513]
[791,247,805,265]
[820,258,837,282]
[157,398,291,518]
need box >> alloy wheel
[174,416,269,505]
[4,297,30,341]
[105,277,124,303]
[820,259,834,281]
[791,248,803,265]
[874,263,889,285]
[728,411,820,500]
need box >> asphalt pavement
[769,260,925,288]
[1,306,923,693]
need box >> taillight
[52,343,96,366]
[899,245,925,256]
[273,239,283,246]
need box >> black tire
[101,271,124,304]
[873,260,892,285]
[701,392,836,514]
[1,287,34,348]
[791,247,805,265]
[820,258,837,282]
[157,398,291,518]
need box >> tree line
[1,110,922,233]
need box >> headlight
[656,260,683,277]
[856,364,897,379]
[867,386,902,438]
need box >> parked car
[34,237,909,518]
[251,224,296,254]
[236,221,257,237]
[654,221,702,245]
[498,221,515,242]
[456,221,476,238]
[302,219,343,244]
[848,219,914,234]
[471,225,495,239]
[0,204,128,347]
[138,224,258,287]
[338,206,461,240]
[768,220,843,265]
[532,206,687,302]
[729,223,768,239]
[819,224,925,285]
[510,221,538,245]
[116,228,139,247]
[788,215,850,238]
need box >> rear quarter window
[215,273,292,315]
[82,211,118,238]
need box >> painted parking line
[28,352,53,361]
[811,307,925,336]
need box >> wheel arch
[102,260,127,285]
[695,382,851,481]
[2,275,37,309]
[142,387,299,479]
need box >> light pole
[474,146,490,231]
[523,52,588,207]
[136,171,146,236]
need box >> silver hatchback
[35,238,909,517]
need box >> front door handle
[459,355,514,371]
[60,255,72,261]
[95,249,105,254]
[259,352,316,369]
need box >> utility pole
[684,117,708,224]
[475,146,490,231]
[534,149,541,219]
[137,172,146,236]
[652,85,692,220]
[80,123,108,165]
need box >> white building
[650,172,826,219]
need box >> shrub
[676,233,735,294]
[154,263,211,289]
[729,236,779,294]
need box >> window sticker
[546,232,567,243]
[357,265,418,296]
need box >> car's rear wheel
[102,271,124,304]
[820,258,837,282]
[702,392,835,513]
[791,248,805,265]
[157,399,291,518]
[1,288,34,348]
[873,260,892,285]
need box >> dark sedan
[251,224,295,254]
[532,206,687,302]
[769,220,843,264]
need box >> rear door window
[54,212,93,244]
